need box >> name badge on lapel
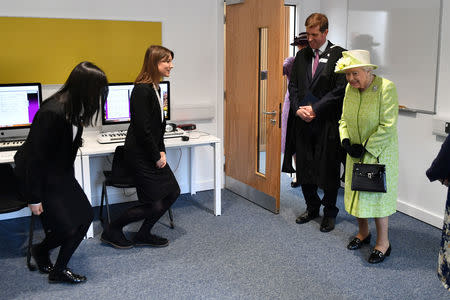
[319,58,328,63]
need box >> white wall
[310,0,450,227]
[0,0,224,217]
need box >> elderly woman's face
[345,68,372,91]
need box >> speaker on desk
[177,124,196,131]
[165,123,177,133]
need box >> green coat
[339,76,398,218]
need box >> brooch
[373,85,378,92]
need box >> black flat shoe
[368,245,391,264]
[291,180,300,188]
[49,269,86,284]
[101,228,133,249]
[320,216,336,232]
[295,211,319,224]
[134,233,169,247]
[31,245,54,274]
[347,233,372,250]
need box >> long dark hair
[52,61,108,127]
[134,45,174,87]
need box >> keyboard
[0,140,25,152]
[163,128,185,139]
[97,130,127,144]
[97,128,186,144]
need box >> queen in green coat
[335,50,398,264]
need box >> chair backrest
[109,146,135,187]
[0,163,27,214]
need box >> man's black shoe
[320,216,336,232]
[295,211,319,224]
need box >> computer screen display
[102,81,171,126]
[0,83,42,130]
[102,83,134,125]
[160,81,171,121]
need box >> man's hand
[28,203,43,215]
[296,106,316,123]
[156,151,167,169]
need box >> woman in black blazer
[101,45,180,249]
[14,62,108,284]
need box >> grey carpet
[0,173,448,299]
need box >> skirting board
[397,199,444,228]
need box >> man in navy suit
[288,13,347,232]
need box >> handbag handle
[359,138,380,163]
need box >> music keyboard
[0,140,25,152]
[97,128,186,144]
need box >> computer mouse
[181,135,189,141]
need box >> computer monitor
[101,82,134,132]
[101,81,171,132]
[0,83,42,141]
[160,81,171,121]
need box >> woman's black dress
[124,83,179,202]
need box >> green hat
[334,50,378,73]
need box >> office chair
[0,163,36,271]
[99,145,174,229]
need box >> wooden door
[225,0,285,213]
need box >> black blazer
[125,83,166,164]
[286,41,347,189]
[14,98,93,232]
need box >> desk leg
[213,141,221,216]
[190,146,196,195]
[81,155,94,238]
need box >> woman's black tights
[36,221,90,272]
[110,189,179,235]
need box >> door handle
[263,110,276,116]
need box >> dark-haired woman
[101,45,180,249]
[14,62,108,283]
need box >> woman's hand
[156,152,167,169]
[28,203,43,215]
[342,139,365,158]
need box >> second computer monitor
[102,81,171,131]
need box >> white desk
[80,131,222,238]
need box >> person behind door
[282,32,308,188]
[288,13,347,232]
[101,45,180,249]
[14,62,108,283]
[337,50,398,263]
[426,134,450,290]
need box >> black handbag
[350,141,387,193]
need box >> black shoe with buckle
[368,245,391,264]
[347,233,372,250]
[134,233,169,247]
[31,245,54,274]
[48,269,86,284]
[295,211,319,224]
[319,216,336,232]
